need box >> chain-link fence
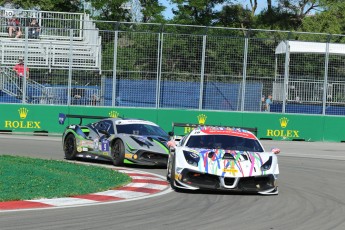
[2,9,345,116]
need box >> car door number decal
[101,139,109,151]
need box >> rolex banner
[0,104,68,133]
[0,104,345,142]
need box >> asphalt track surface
[0,134,345,230]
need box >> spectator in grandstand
[91,93,100,106]
[8,17,22,38]
[71,88,85,105]
[13,57,29,98]
[265,94,273,112]
[28,18,40,39]
[13,57,29,78]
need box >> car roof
[189,126,257,140]
[103,118,160,127]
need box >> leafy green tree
[141,0,166,22]
[244,0,273,15]
[170,0,228,26]
[277,0,319,27]
[216,4,254,29]
[300,0,345,35]
[87,0,129,22]
[255,7,297,30]
[0,0,81,12]
[85,0,166,24]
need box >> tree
[248,0,258,15]
[300,1,345,36]
[141,0,166,23]
[251,0,322,31]
[277,0,319,25]
[0,0,82,12]
[170,0,228,26]
[243,0,273,15]
[216,4,254,29]
[86,0,129,22]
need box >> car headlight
[261,156,272,171]
[183,150,200,167]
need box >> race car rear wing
[58,113,110,125]
[170,122,258,136]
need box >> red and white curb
[0,168,171,212]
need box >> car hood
[181,148,277,177]
[120,134,170,154]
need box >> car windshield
[116,124,169,139]
[185,135,264,152]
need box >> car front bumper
[175,168,278,193]
[125,150,169,166]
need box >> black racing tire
[166,156,172,181]
[170,155,178,190]
[111,139,125,166]
[64,134,77,160]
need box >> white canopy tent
[275,40,345,55]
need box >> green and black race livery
[59,114,170,166]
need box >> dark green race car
[59,114,170,166]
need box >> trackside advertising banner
[0,104,345,142]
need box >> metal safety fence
[1,9,345,116]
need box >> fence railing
[1,13,345,116]
[0,8,85,40]
[0,36,101,69]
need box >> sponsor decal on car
[200,127,256,139]
[80,140,93,148]
[93,139,99,150]
[223,162,238,175]
[115,119,159,126]
[78,140,94,150]
[101,139,109,151]
[125,153,133,159]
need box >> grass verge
[0,155,131,202]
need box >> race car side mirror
[168,131,174,137]
[99,129,110,138]
[271,148,280,154]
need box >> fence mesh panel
[2,9,345,116]
[160,33,203,109]
[203,36,245,111]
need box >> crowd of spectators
[7,16,40,39]
[6,17,37,82]
[7,17,21,38]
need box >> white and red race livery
[167,125,280,195]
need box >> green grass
[0,155,131,202]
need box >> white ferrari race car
[167,124,280,195]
